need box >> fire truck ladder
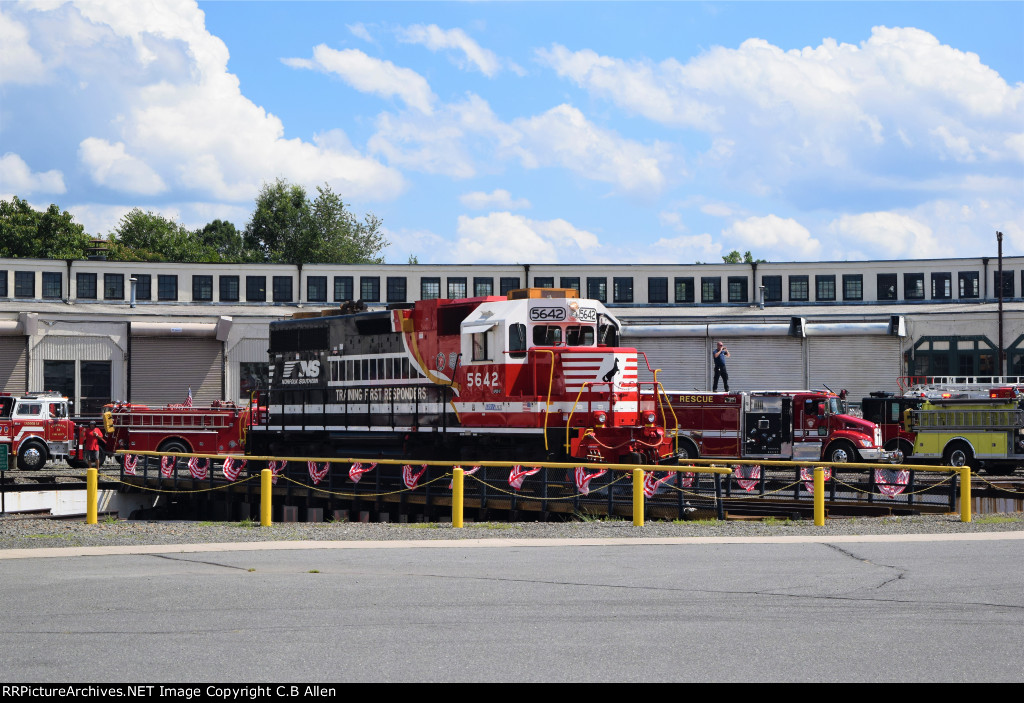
[899,375,1024,393]
[911,408,1024,432]
[112,411,233,430]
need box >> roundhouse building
[0,256,1021,413]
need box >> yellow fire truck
[905,397,1024,475]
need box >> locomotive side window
[472,331,490,361]
[509,324,527,359]
[566,326,594,346]
[533,325,562,346]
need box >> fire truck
[100,400,256,460]
[904,396,1024,475]
[864,378,1024,464]
[665,389,890,463]
[0,391,78,470]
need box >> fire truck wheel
[17,440,48,471]
[943,442,974,468]
[825,440,858,464]
[158,439,190,462]
[675,440,699,461]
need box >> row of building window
[0,270,1017,304]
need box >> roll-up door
[713,337,805,392]
[622,336,706,391]
[0,337,27,393]
[807,336,902,403]
[131,337,223,406]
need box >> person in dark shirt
[713,341,730,392]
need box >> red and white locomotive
[247,288,679,464]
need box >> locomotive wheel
[825,440,858,464]
[943,442,974,469]
[17,440,48,470]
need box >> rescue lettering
[675,394,715,403]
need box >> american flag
[184,387,193,408]
[160,455,176,478]
[402,464,428,490]
[187,456,209,480]
[448,465,481,489]
[574,466,607,495]
[307,461,330,485]
[733,464,761,492]
[222,457,246,481]
[348,462,377,483]
[800,467,832,494]
[875,468,910,498]
[268,460,287,484]
[508,465,541,491]
[642,471,673,498]
[122,454,137,476]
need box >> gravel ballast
[1,512,1022,551]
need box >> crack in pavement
[823,542,906,590]
[147,553,253,571]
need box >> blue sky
[2,1,1022,264]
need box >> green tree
[196,219,250,261]
[109,208,216,262]
[721,250,767,264]
[243,178,387,264]
[0,196,92,259]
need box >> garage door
[0,337,26,393]
[807,336,903,404]
[713,337,805,392]
[623,336,707,391]
[131,337,223,406]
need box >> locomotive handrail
[529,348,557,451]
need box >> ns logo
[282,359,321,379]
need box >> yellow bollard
[452,466,464,528]
[813,466,825,526]
[959,467,971,523]
[261,468,272,526]
[632,467,644,527]
[86,468,98,525]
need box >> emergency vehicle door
[45,402,70,443]
[743,397,784,456]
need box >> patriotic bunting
[679,472,695,488]
[875,468,910,498]
[733,464,761,492]
[402,464,428,490]
[307,461,330,485]
[349,462,377,483]
[184,387,193,408]
[800,467,832,494]
[574,466,607,495]
[187,456,210,480]
[122,454,137,476]
[268,460,287,484]
[160,455,176,478]
[448,465,481,489]
[642,471,673,498]
[222,457,246,481]
[508,465,541,490]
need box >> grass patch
[308,569,320,574]
[974,515,1022,525]
[102,515,119,524]
[761,516,795,526]
[233,518,256,529]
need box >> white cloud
[283,45,437,115]
[0,10,47,84]
[459,189,530,210]
[827,212,948,259]
[453,212,602,263]
[4,2,405,204]
[347,23,374,43]
[79,138,167,195]
[397,24,501,77]
[724,215,821,259]
[0,153,65,196]
[649,233,723,263]
[539,27,1024,205]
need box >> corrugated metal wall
[807,336,903,401]
[131,337,223,406]
[711,337,805,392]
[625,336,707,390]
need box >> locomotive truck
[665,389,892,463]
[246,288,680,464]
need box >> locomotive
[246,288,679,464]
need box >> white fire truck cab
[0,391,76,470]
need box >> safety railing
[99,451,991,527]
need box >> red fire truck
[0,391,78,470]
[100,400,257,460]
[666,389,890,463]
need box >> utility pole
[997,231,1005,377]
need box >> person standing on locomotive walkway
[713,341,730,392]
